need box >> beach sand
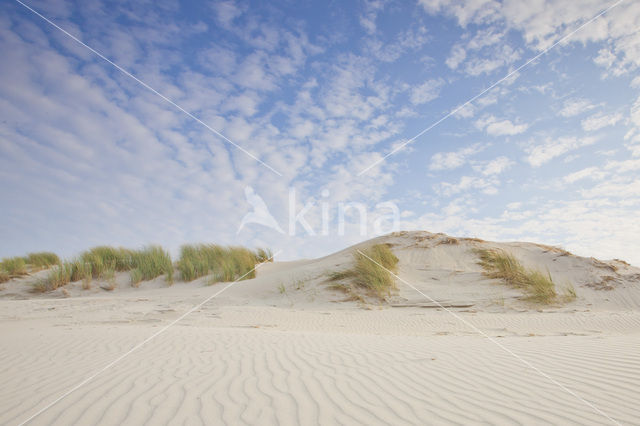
[2,231,639,425]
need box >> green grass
[69,260,92,284]
[17,242,270,292]
[32,263,73,293]
[29,245,175,292]
[130,246,173,285]
[1,257,27,276]
[77,246,174,284]
[25,252,60,268]
[177,244,269,282]
[329,244,399,300]
[130,268,143,287]
[254,248,274,263]
[79,246,135,277]
[476,249,557,304]
[1,252,60,282]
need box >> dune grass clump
[21,243,269,291]
[130,246,173,285]
[77,246,174,285]
[329,244,399,300]
[177,244,269,282]
[32,263,74,293]
[477,249,557,304]
[29,245,175,292]
[25,252,60,268]
[254,248,274,264]
[66,260,93,289]
[177,244,221,281]
[1,257,27,277]
[79,246,135,278]
[0,270,9,284]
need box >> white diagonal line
[356,249,620,426]
[14,0,283,177]
[358,0,626,176]
[16,250,280,426]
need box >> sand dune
[1,231,639,425]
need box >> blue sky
[1,0,639,264]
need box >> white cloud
[506,201,522,210]
[360,0,386,34]
[422,0,640,78]
[580,177,640,199]
[625,96,640,155]
[481,156,514,175]
[410,78,444,105]
[213,1,243,28]
[581,112,623,132]
[475,115,528,136]
[429,143,483,171]
[563,167,607,184]
[366,26,430,63]
[559,98,595,117]
[467,27,505,50]
[452,102,475,118]
[418,0,501,27]
[436,175,499,196]
[525,136,597,167]
[446,44,466,69]
[605,158,640,173]
[463,44,520,76]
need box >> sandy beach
[2,232,639,425]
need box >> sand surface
[1,231,639,425]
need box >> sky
[1,0,639,265]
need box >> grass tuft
[79,246,134,278]
[130,269,143,287]
[25,252,60,268]
[476,249,557,304]
[130,246,173,285]
[177,244,270,283]
[254,248,274,263]
[76,246,174,285]
[20,243,269,292]
[32,263,73,293]
[329,244,399,300]
[1,257,27,276]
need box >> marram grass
[177,244,272,282]
[9,243,273,292]
[329,243,399,300]
[476,249,557,304]
[130,246,173,285]
[1,257,27,276]
[25,252,60,268]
